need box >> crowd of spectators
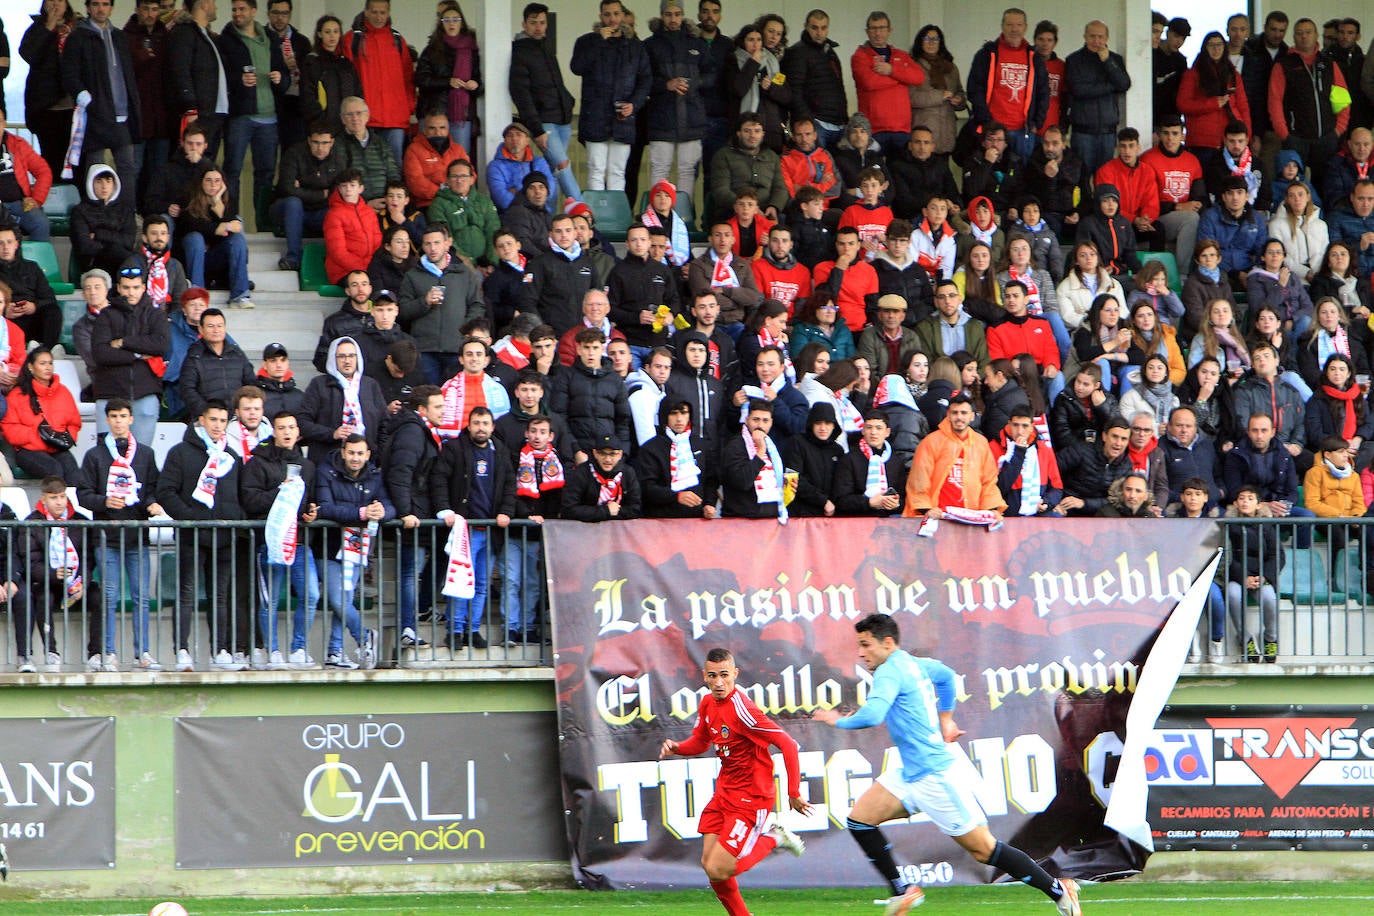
[8,3,1374,672]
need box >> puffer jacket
[1056,438,1132,515]
[379,408,441,519]
[1062,45,1130,134]
[315,449,395,524]
[2,378,81,454]
[70,165,138,273]
[427,186,500,266]
[780,32,848,125]
[508,30,575,131]
[323,188,383,286]
[571,23,651,145]
[486,146,555,212]
[338,129,401,201]
[275,142,348,209]
[343,22,416,130]
[179,338,256,420]
[665,331,726,446]
[89,296,170,401]
[239,440,316,524]
[643,20,715,142]
[548,358,632,452]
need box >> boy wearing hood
[314,433,388,668]
[1273,149,1322,212]
[779,400,842,517]
[299,336,388,457]
[1075,184,1141,276]
[958,196,1006,269]
[636,398,719,518]
[666,328,727,447]
[72,165,138,275]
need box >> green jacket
[340,130,401,201]
[912,313,990,370]
[427,186,499,266]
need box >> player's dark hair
[705,647,734,664]
[855,613,900,644]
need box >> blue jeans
[421,352,461,387]
[95,395,159,447]
[1045,370,1066,402]
[502,535,542,634]
[100,537,150,656]
[269,197,327,265]
[813,120,843,153]
[378,127,406,167]
[446,526,489,633]
[4,201,52,242]
[183,230,251,299]
[1043,311,1071,363]
[324,558,366,656]
[1071,131,1116,177]
[449,121,473,157]
[1280,370,1313,402]
[223,116,279,225]
[541,122,583,203]
[397,541,427,633]
[1006,128,1038,163]
[258,545,320,653]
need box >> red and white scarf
[440,371,504,436]
[493,335,530,369]
[143,246,172,307]
[594,466,624,506]
[442,518,475,599]
[710,250,739,287]
[38,501,83,604]
[1228,146,1252,176]
[104,434,141,505]
[338,520,378,587]
[743,430,787,523]
[265,470,305,565]
[227,418,271,460]
[192,427,235,508]
[421,414,445,449]
[1009,265,1043,314]
[516,444,565,499]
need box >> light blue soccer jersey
[837,650,957,782]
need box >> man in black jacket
[271,125,347,270]
[313,270,374,372]
[59,0,142,197]
[609,223,681,356]
[720,400,787,519]
[429,406,514,650]
[77,397,164,672]
[1062,21,1131,177]
[90,265,170,445]
[509,3,581,204]
[666,330,726,449]
[255,342,306,416]
[549,327,632,456]
[781,10,848,151]
[530,214,614,336]
[0,225,60,349]
[635,399,717,519]
[888,128,963,218]
[140,123,216,221]
[1055,418,1131,516]
[120,216,189,310]
[561,434,642,522]
[180,308,256,420]
[155,400,248,672]
[238,409,319,669]
[832,409,906,517]
[1,500,41,672]
[382,385,444,649]
[166,0,232,155]
[496,369,577,464]
[300,336,388,456]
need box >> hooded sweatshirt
[71,164,138,272]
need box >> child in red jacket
[323,169,384,285]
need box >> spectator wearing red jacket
[402,112,471,210]
[344,0,417,165]
[851,13,924,158]
[813,228,879,332]
[323,169,384,286]
[780,119,840,201]
[0,114,54,242]
[1176,33,1252,161]
[2,347,82,481]
[1094,128,1161,235]
[987,280,1064,399]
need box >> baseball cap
[592,434,627,452]
[262,342,289,360]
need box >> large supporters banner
[0,718,117,870]
[174,714,566,868]
[546,518,1220,890]
[1146,706,1374,850]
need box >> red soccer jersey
[1140,147,1204,206]
[675,688,802,803]
[752,258,813,314]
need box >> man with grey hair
[73,268,114,369]
[1063,20,1131,175]
[337,96,401,211]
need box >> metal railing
[0,518,549,673]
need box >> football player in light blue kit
[814,612,1082,916]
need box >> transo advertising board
[0,717,117,870]
[174,713,566,868]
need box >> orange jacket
[1303,464,1366,518]
[780,146,839,198]
[323,189,383,286]
[2,379,82,454]
[903,418,1006,515]
[402,134,471,209]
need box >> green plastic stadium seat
[583,190,634,242]
[59,297,86,351]
[300,242,327,292]
[42,184,81,237]
[28,241,76,294]
[1332,547,1368,602]
[1276,547,1345,604]
[1138,251,1181,295]
[319,284,345,298]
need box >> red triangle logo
[1205,717,1357,799]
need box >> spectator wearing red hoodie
[344,0,417,166]
[323,169,384,286]
[1093,129,1161,238]
[851,13,924,158]
[967,9,1050,162]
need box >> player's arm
[919,658,965,743]
[813,666,898,729]
[660,698,712,758]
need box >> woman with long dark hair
[727,23,791,154]
[415,2,480,154]
[1176,31,1250,168]
[299,14,362,131]
[1305,354,1374,468]
[20,0,79,180]
[177,168,252,307]
[1,347,81,481]
[1178,356,1236,449]
[908,24,965,158]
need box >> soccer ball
[149,904,189,916]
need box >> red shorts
[698,793,771,857]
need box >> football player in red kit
[660,647,811,915]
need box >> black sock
[846,817,905,896]
[987,841,1062,901]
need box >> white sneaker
[18,657,36,673]
[213,650,246,671]
[267,650,288,670]
[1209,640,1226,663]
[881,884,925,915]
[769,821,805,857]
[102,654,119,672]
[1055,877,1082,916]
[359,628,378,670]
[175,649,194,672]
[325,653,359,670]
[45,652,63,673]
[251,647,268,669]
[137,652,163,671]
[288,648,317,669]
[228,296,255,309]
[86,653,103,672]
[232,651,250,669]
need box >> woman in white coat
[1266,182,1328,284]
[1055,240,1126,331]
